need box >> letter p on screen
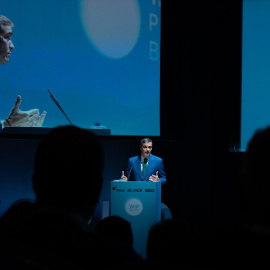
[150,13,158,31]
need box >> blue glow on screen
[0,0,161,135]
[241,0,270,150]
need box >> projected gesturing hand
[32,110,47,127]
[4,95,47,127]
[149,171,159,182]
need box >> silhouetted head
[32,125,104,215]
[96,215,133,245]
[241,126,270,226]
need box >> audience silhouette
[145,126,270,269]
[146,218,225,269]
[96,215,134,247]
[0,125,142,269]
[96,215,144,262]
[3,125,270,269]
[234,126,270,267]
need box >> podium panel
[111,180,161,259]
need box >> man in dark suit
[121,138,166,183]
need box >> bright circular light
[80,0,141,59]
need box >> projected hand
[149,171,159,182]
[32,111,47,127]
[121,171,127,181]
[4,95,47,127]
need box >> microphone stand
[48,89,73,126]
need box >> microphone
[48,89,73,126]
[127,165,133,181]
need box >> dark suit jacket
[125,154,166,183]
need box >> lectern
[111,180,161,259]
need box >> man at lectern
[121,138,166,183]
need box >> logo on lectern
[125,198,143,216]
[112,186,125,192]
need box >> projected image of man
[0,14,47,131]
[0,17,13,65]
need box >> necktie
[142,158,148,176]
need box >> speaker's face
[140,142,152,158]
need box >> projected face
[140,142,153,158]
[0,25,14,64]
